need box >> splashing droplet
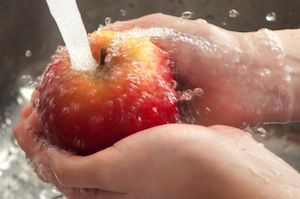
[19,86,34,102]
[20,74,33,86]
[105,17,111,25]
[16,97,24,105]
[177,88,203,101]
[5,118,12,126]
[25,50,32,57]
[181,11,193,19]
[266,12,277,22]
[246,126,268,138]
[1,123,7,129]
[228,9,240,18]
[120,9,127,16]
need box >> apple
[36,30,179,155]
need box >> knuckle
[150,13,165,19]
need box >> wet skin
[14,14,300,199]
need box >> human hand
[109,13,295,126]
[14,105,300,199]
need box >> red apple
[36,30,179,155]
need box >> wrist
[236,30,296,123]
[274,30,300,120]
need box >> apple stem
[100,48,107,67]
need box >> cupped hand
[13,14,300,199]
[109,13,294,126]
[14,105,300,199]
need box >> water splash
[111,27,218,56]
[105,17,112,25]
[266,12,277,22]
[5,118,12,126]
[45,0,97,71]
[245,126,268,138]
[18,74,36,102]
[181,11,193,19]
[177,88,204,101]
[228,9,240,18]
[16,97,24,106]
[20,74,33,85]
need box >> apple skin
[36,30,179,155]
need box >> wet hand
[14,105,300,199]
[109,13,294,126]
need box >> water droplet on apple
[170,80,178,90]
[193,88,204,97]
[33,98,40,109]
[61,107,70,115]
[70,102,80,113]
[106,100,114,108]
[105,54,112,63]
[110,46,120,56]
[205,107,212,113]
[74,138,85,149]
[136,116,142,126]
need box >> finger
[208,125,254,141]
[151,36,209,88]
[109,13,212,37]
[209,125,245,134]
[109,13,230,89]
[14,119,124,198]
[111,14,222,88]
[14,109,126,192]
[45,146,126,192]
[20,105,33,119]
[34,156,125,199]
[62,188,124,199]
[13,110,42,159]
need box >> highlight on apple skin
[36,30,179,155]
